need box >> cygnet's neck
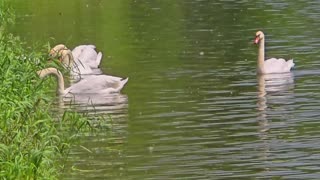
[37,68,65,95]
[60,49,74,68]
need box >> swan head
[37,68,66,95]
[254,31,265,44]
[49,44,68,59]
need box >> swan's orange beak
[254,36,260,44]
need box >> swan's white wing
[264,58,294,73]
[72,59,93,75]
[71,46,86,60]
[95,52,103,67]
[72,45,97,61]
[96,75,128,92]
[67,75,128,94]
[72,45,96,52]
[75,46,101,68]
[78,48,97,60]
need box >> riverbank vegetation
[0,1,90,179]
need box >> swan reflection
[256,72,295,173]
[60,93,128,115]
[55,94,128,126]
[257,73,295,133]
[257,72,294,112]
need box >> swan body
[65,75,128,94]
[254,31,294,74]
[72,45,102,68]
[37,68,128,96]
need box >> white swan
[37,67,128,96]
[72,45,102,68]
[254,31,294,74]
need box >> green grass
[0,1,92,179]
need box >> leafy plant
[0,1,92,179]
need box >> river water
[11,0,320,179]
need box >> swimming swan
[37,67,128,96]
[72,45,102,68]
[254,31,294,74]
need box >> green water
[10,0,320,179]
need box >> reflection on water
[256,73,295,173]
[58,92,129,179]
[62,93,128,114]
[257,72,294,116]
[11,0,320,179]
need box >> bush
[0,1,90,179]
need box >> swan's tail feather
[87,45,96,49]
[121,78,129,87]
[96,52,103,67]
[287,59,295,71]
[116,78,129,92]
[288,59,294,67]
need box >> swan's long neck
[37,68,65,95]
[257,38,265,74]
[60,49,74,68]
[49,44,67,58]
